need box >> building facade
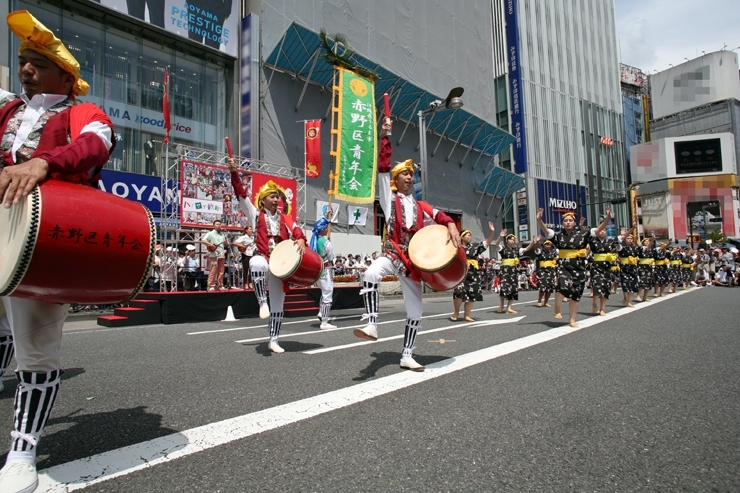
[491,0,627,236]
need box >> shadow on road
[353,351,448,381]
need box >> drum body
[0,180,155,304]
[408,224,467,291]
[269,240,322,286]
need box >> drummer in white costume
[0,11,115,492]
[310,217,337,330]
[228,158,307,354]
[354,119,460,372]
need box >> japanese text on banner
[331,67,377,204]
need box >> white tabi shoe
[0,459,38,493]
[259,304,270,320]
[353,324,378,341]
[267,340,284,354]
[400,355,425,372]
[319,322,337,330]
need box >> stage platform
[97,285,364,327]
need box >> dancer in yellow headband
[450,222,496,322]
[0,10,116,493]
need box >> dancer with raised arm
[354,119,460,372]
[228,159,307,353]
[536,207,612,328]
[450,222,495,322]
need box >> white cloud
[616,0,740,72]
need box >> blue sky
[615,0,740,72]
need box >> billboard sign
[504,0,528,174]
[687,200,722,239]
[674,138,723,175]
[98,169,177,214]
[90,0,239,57]
[536,179,588,231]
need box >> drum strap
[388,237,421,282]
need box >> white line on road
[36,291,691,491]
[303,317,526,354]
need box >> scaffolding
[157,143,306,292]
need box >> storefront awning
[475,166,525,199]
[265,23,516,164]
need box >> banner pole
[327,67,340,238]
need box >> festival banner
[180,160,297,229]
[305,119,321,178]
[330,67,377,204]
[347,205,369,226]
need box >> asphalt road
[1,286,738,492]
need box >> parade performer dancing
[495,230,537,314]
[354,119,460,372]
[310,217,337,330]
[536,207,612,328]
[228,159,307,354]
[680,248,695,290]
[617,229,640,307]
[668,245,683,293]
[0,11,115,492]
[535,238,558,307]
[588,225,618,316]
[450,222,495,322]
[635,235,656,302]
[652,240,670,297]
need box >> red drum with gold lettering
[269,240,322,286]
[408,224,467,291]
[0,180,155,303]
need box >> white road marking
[303,317,526,354]
[187,312,373,336]
[35,289,691,492]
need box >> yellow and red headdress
[390,159,414,192]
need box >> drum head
[269,240,301,278]
[0,187,39,296]
[408,224,458,272]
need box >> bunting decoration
[305,119,321,178]
[330,67,377,204]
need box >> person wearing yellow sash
[534,237,558,307]
[617,228,640,307]
[652,240,670,297]
[635,235,657,302]
[587,223,618,316]
[668,245,684,293]
[536,207,612,328]
[681,248,696,290]
[450,222,496,322]
[495,230,537,314]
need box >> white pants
[363,256,423,320]
[0,297,67,372]
[249,255,286,312]
[318,269,333,305]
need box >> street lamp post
[417,87,464,200]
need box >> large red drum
[408,224,467,291]
[269,240,322,286]
[0,180,155,304]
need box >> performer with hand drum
[229,158,307,354]
[354,119,460,372]
[0,11,116,492]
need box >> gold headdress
[390,159,414,192]
[8,10,89,97]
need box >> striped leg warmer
[269,312,284,340]
[252,270,268,306]
[360,282,378,325]
[320,303,331,322]
[402,319,421,357]
[10,370,61,455]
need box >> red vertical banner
[162,69,171,144]
[305,119,321,178]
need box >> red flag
[305,119,321,178]
[162,69,171,144]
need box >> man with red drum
[0,10,115,492]
[353,119,460,372]
[228,158,307,354]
